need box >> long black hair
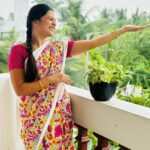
[25,4,53,82]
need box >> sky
[82,0,150,19]
[0,0,150,19]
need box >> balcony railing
[0,73,150,150]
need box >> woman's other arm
[10,69,71,96]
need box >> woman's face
[33,10,56,38]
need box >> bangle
[39,80,45,88]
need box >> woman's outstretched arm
[71,24,150,56]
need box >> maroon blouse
[8,41,74,71]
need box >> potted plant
[87,54,127,101]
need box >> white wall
[0,74,24,150]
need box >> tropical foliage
[117,84,150,108]
[0,28,17,72]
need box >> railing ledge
[66,85,150,150]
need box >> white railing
[0,73,25,150]
[67,86,150,150]
[0,73,150,150]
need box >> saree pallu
[19,41,74,150]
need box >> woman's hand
[49,73,72,84]
[123,24,150,32]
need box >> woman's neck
[32,37,46,51]
[32,31,47,50]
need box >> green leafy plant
[87,53,129,84]
[117,84,150,108]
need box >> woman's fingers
[144,24,150,29]
[128,25,144,31]
[124,24,150,32]
[135,26,145,31]
[54,73,72,84]
[49,73,72,84]
[62,74,72,84]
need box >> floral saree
[19,41,74,150]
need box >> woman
[8,3,149,150]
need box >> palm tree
[114,8,127,21]
[59,0,98,40]
[100,8,113,22]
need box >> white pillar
[14,0,30,41]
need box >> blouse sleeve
[8,45,27,71]
[66,40,74,58]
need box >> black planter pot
[89,82,117,101]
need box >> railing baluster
[74,124,130,150]
[75,124,90,150]
[93,132,110,150]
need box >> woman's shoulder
[8,43,28,71]
[11,43,26,50]
[10,43,28,58]
[11,43,27,53]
